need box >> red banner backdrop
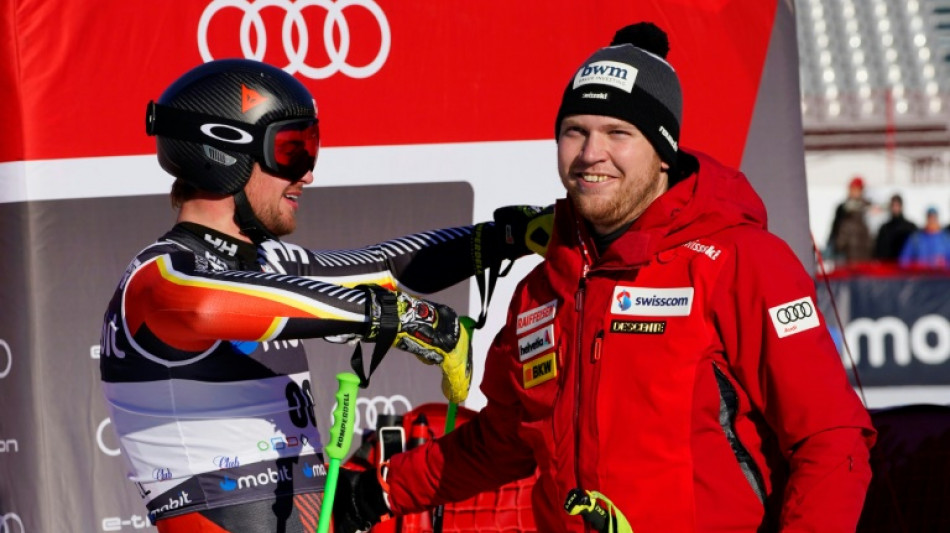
[0,2,806,531]
[2,1,776,166]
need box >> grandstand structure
[797,0,950,181]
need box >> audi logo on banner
[0,513,24,533]
[775,302,813,324]
[0,340,10,380]
[198,0,391,79]
[333,395,412,434]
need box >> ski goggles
[146,101,319,182]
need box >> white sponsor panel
[573,60,637,93]
[768,296,820,338]
[611,287,693,317]
[518,324,555,362]
[516,300,558,334]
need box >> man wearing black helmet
[99,58,550,533]
[333,23,875,533]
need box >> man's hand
[392,292,473,403]
[472,205,555,273]
[333,467,389,533]
[364,287,473,403]
[492,204,554,259]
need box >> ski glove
[365,287,473,403]
[471,204,554,275]
[564,488,634,533]
[485,204,554,261]
[333,467,389,533]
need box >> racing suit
[386,150,876,532]
[99,220,488,528]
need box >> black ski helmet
[147,58,318,196]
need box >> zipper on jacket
[573,230,593,532]
[591,330,604,363]
[573,259,590,530]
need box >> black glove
[563,488,633,533]
[365,287,473,403]
[490,204,554,260]
[333,467,389,533]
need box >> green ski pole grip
[316,372,361,533]
[325,372,361,461]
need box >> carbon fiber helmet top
[148,59,318,195]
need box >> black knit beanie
[555,22,682,166]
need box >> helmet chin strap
[233,189,278,245]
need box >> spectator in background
[873,194,917,261]
[827,175,873,264]
[899,207,950,268]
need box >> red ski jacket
[388,150,876,532]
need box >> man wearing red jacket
[334,22,876,533]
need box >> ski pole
[316,372,361,533]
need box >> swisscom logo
[611,286,694,317]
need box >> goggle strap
[233,189,278,244]
[146,101,266,158]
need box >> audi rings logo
[775,302,814,325]
[0,340,10,380]
[198,0,391,79]
[342,395,412,434]
[768,296,821,339]
[0,513,24,533]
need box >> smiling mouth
[578,174,610,183]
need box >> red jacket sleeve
[386,295,538,513]
[710,228,876,531]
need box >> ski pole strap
[350,286,399,388]
[472,223,514,330]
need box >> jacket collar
[543,149,767,279]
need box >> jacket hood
[551,149,768,267]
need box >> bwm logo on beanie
[573,60,638,93]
